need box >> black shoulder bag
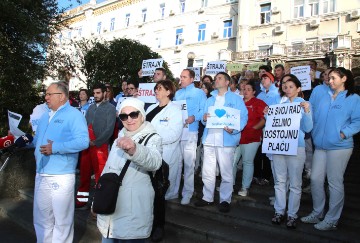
[92,134,153,215]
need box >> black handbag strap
[117,133,157,185]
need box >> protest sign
[142,58,164,77]
[30,103,47,132]
[206,106,240,131]
[205,61,226,75]
[173,100,189,140]
[247,62,267,71]
[138,83,156,103]
[8,110,25,138]
[187,67,201,81]
[262,103,302,155]
[290,65,311,91]
[227,63,244,72]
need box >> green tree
[0,0,68,133]
[84,38,173,88]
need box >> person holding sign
[233,81,267,197]
[301,68,360,231]
[146,80,183,241]
[268,76,313,229]
[174,69,207,205]
[195,72,248,213]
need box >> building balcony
[232,41,332,61]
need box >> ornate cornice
[93,0,144,16]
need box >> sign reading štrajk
[206,106,240,131]
[142,58,164,77]
[205,61,226,75]
[138,83,156,103]
[262,103,302,155]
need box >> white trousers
[202,145,235,203]
[272,148,305,218]
[310,148,352,224]
[33,174,75,243]
[178,133,198,198]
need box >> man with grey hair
[32,81,89,243]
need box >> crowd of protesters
[30,61,360,242]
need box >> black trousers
[253,144,273,181]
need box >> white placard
[187,67,201,81]
[142,58,164,77]
[8,110,25,138]
[173,100,189,140]
[291,65,311,91]
[138,83,157,103]
[262,103,302,155]
[206,106,240,131]
[205,61,226,75]
[30,103,47,132]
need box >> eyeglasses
[119,111,140,121]
[45,92,62,97]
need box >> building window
[198,23,206,42]
[78,27,82,37]
[260,3,271,24]
[97,22,102,34]
[223,20,232,38]
[160,3,165,18]
[226,0,238,3]
[125,13,130,27]
[180,0,185,13]
[59,34,62,42]
[323,0,335,13]
[142,9,147,23]
[156,36,162,49]
[309,0,319,16]
[294,0,304,18]
[201,0,208,7]
[175,28,183,45]
[110,18,115,31]
[67,31,71,39]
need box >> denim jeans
[233,142,261,189]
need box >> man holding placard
[174,69,207,205]
[196,72,248,213]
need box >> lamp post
[187,52,195,67]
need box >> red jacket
[240,97,267,144]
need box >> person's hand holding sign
[300,102,310,113]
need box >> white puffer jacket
[97,121,162,240]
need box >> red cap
[261,72,275,83]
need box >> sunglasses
[119,111,140,121]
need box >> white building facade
[56,0,238,89]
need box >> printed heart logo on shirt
[215,109,226,118]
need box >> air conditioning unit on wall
[310,18,320,28]
[274,25,284,34]
[211,32,219,38]
[174,45,182,52]
[350,9,360,19]
[271,6,280,14]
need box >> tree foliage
[84,38,173,88]
[0,0,67,133]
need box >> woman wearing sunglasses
[97,98,162,243]
[145,80,183,241]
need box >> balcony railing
[233,41,332,61]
